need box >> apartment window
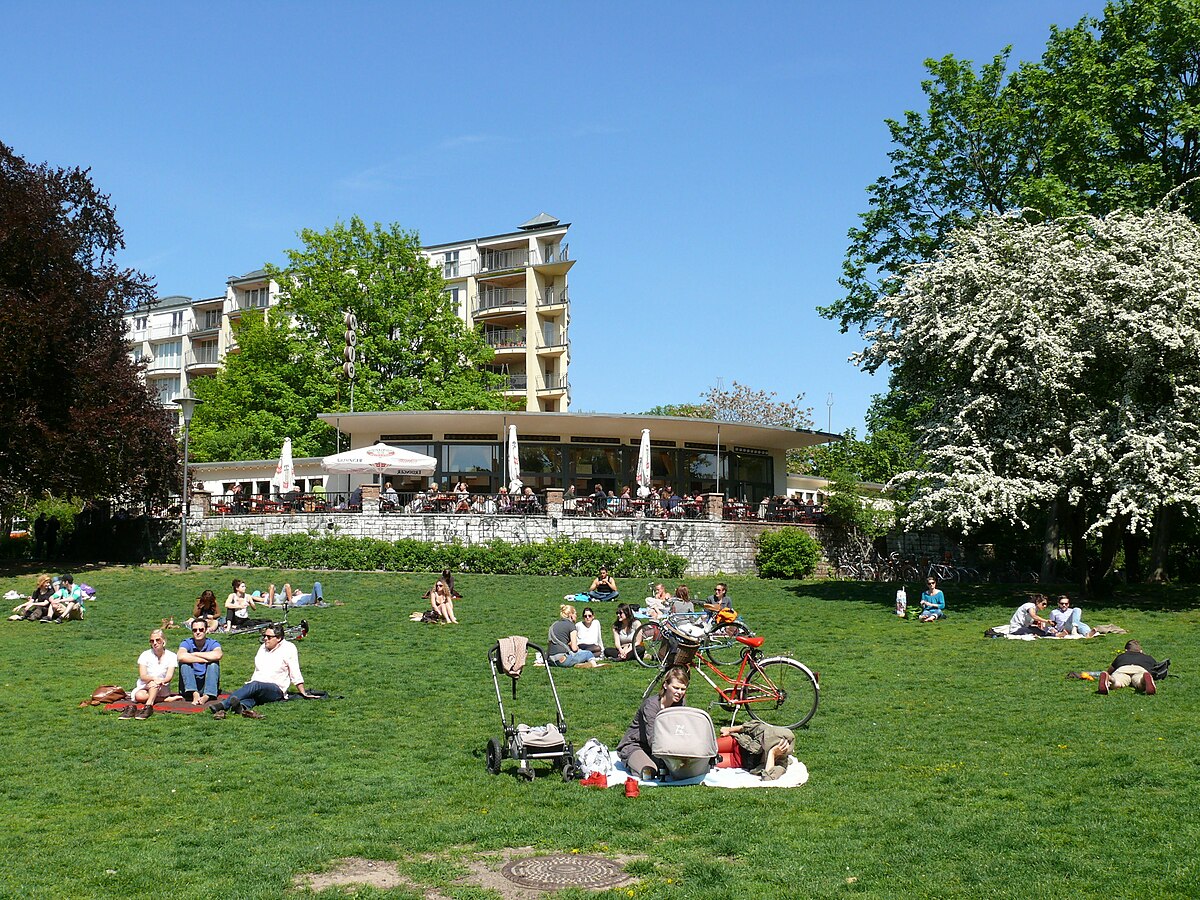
[443,287,461,314]
[134,315,149,332]
[193,340,218,364]
[156,377,181,406]
[443,250,459,278]
[203,309,222,329]
[243,287,269,308]
[156,339,182,363]
[170,311,185,333]
[131,346,144,363]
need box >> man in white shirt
[120,629,177,720]
[210,625,314,720]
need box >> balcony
[533,243,572,275]
[148,321,188,340]
[441,258,477,279]
[537,329,567,356]
[479,248,529,274]
[538,374,569,394]
[484,328,527,356]
[145,356,182,374]
[538,287,569,307]
[474,287,528,317]
[493,374,527,393]
[185,349,221,372]
[190,315,223,336]
[225,296,270,318]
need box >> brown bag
[81,685,128,707]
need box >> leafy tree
[188,310,339,462]
[268,218,508,413]
[644,382,812,429]
[0,141,178,516]
[861,206,1200,594]
[190,217,512,461]
[825,0,1200,342]
[641,403,712,418]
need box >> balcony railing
[224,296,270,316]
[479,248,529,273]
[540,328,566,347]
[442,258,478,278]
[535,243,570,265]
[539,288,569,306]
[190,315,223,334]
[475,287,527,313]
[504,374,528,391]
[539,374,568,391]
[149,321,188,340]
[185,349,221,368]
[485,328,527,349]
[145,356,182,373]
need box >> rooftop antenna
[826,393,834,433]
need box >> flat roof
[316,410,836,451]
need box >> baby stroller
[486,638,580,782]
[651,706,719,780]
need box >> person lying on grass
[618,665,690,780]
[280,581,325,607]
[1050,595,1099,638]
[1009,594,1052,636]
[209,624,315,720]
[9,574,54,621]
[918,578,945,622]
[119,629,177,720]
[1097,640,1160,696]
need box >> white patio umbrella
[635,428,652,498]
[507,424,523,493]
[321,442,437,476]
[270,437,296,495]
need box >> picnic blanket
[102,694,231,714]
[587,751,808,789]
[985,623,1128,641]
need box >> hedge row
[193,530,688,578]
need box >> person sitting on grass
[1009,594,1052,636]
[644,583,671,619]
[618,665,690,780]
[672,585,695,615]
[605,603,640,662]
[49,574,85,621]
[587,567,619,602]
[186,589,221,631]
[918,578,946,622]
[575,607,605,655]
[209,624,315,720]
[1098,640,1160,695]
[548,604,605,668]
[429,579,459,624]
[223,578,259,630]
[1050,594,1099,638]
[119,629,177,720]
[177,619,223,706]
[9,574,54,621]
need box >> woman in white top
[605,603,639,661]
[574,606,605,655]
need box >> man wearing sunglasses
[209,625,314,720]
[177,619,223,707]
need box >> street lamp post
[173,394,202,571]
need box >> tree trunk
[1091,515,1127,597]
[1065,503,1093,599]
[1040,496,1062,584]
[1148,505,1172,583]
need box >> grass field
[0,565,1196,899]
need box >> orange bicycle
[642,618,819,729]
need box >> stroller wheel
[485,738,503,775]
[561,764,581,782]
[517,768,535,782]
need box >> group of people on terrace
[381,480,542,516]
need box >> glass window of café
[441,443,498,493]
[680,451,719,495]
[375,443,437,492]
[568,445,628,495]
[727,452,773,505]
[517,445,564,492]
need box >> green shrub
[755,527,822,578]
[195,530,687,578]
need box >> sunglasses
[191,627,206,633]
[261,634,278,641]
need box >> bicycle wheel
[704,622,752,667]
[741,656,819,729]
[632,621,668,668]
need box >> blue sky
[2,0,1106,432]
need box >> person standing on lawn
[177,619,223,706]
[209,624,315,719]
[120,629,177,720]
[1098,640,1160,695]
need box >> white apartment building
[124,213,573,413]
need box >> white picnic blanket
[598,751,808,789]
[986,623,1127,641]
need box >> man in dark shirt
[1099,640,1159,695]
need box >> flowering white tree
[861,206,1200,589]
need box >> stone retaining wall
[189,512,825,576]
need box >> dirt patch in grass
[292,857,418,894]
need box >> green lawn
[0,566,1196,899]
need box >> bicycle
[631,612,753,668]
[642,619,819,730]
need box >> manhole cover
[501,854,630,890]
